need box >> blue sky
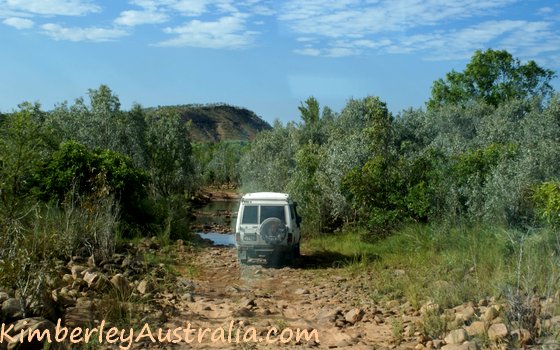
[1,0,559,124]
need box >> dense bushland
[240,49,559,238]
[193,140,249,186]
[0,86,208,317]
[239,49,560,319]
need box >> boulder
[70,265,87,280]
[51,289,75,308]
[464,321,486,337]
[441,341,477,350]
[82,271,100,287]
[483,306,499,322]
[1,298,23,321]
[63,299,94,328]
[444,329,468,345]
[510,328,531,346]
[487,323,508,341]
[136,279,153,295]
[455,306,475,322]
[110,274,130,296]
[344,308,365,325]
[0,292,9,305]
[4,317,57,350]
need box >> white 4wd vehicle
[235,192,301,265]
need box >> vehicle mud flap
[238,250,248,264]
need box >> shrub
[532,181,560,226]
[35,140,151,236]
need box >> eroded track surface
[164,246,419,349]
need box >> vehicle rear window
[241,205,258,224]
[260,205,286,224]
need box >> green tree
[144,108,195,239]
[298,96,320,125]
[0,104,49,219]
[427,49,555,109]
[35,140,150,234]
[145,109,194,198]
[239,120,298,192]
[46,85,148,168]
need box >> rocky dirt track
[4,239,559,349]
[164,245,409,349]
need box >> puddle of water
[193,199,239,245]
[196,232,236,246]
[193,200,239,228]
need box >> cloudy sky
[1,0,559,123]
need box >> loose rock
[1,298,23,321]
[4,318,57,350]
[464,321,486,337]
[344,308,365,325]
[137,279,153,295]
[483,306,499,322]
[444,328,468,345]
[487,323,508,341]
[110,274,130,296]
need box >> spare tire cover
[259,217,286,245]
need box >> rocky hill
[146,104,271,142]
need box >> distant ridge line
[145,103,271,142]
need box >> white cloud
[293,47,321,56]
[537,7,553,15]
[170,0,211,16]
[280,0,517,38]
[389,20,560,61]
[126,0,273,17]
[3,0,100,16]
[325,47,359,57]
[41,23,129,42]
[296,37,318,43]
[157,14,256,48]
[165,0,239,16]
[129,0,163,10]
[115,10,168,26]
[279,0,560,60]
[3,16,34,29]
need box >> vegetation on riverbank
[305,223,560,308]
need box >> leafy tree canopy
[427,49,556,109]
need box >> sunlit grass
[304,223,560,309]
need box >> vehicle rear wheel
[293,243,300,258]
[267,251,282,268]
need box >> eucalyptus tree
[239,120,298,192]
[46,85,148,168]
[428,49,555,110]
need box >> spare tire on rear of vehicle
[259,217,286,245]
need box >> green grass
[304,223,560,309]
